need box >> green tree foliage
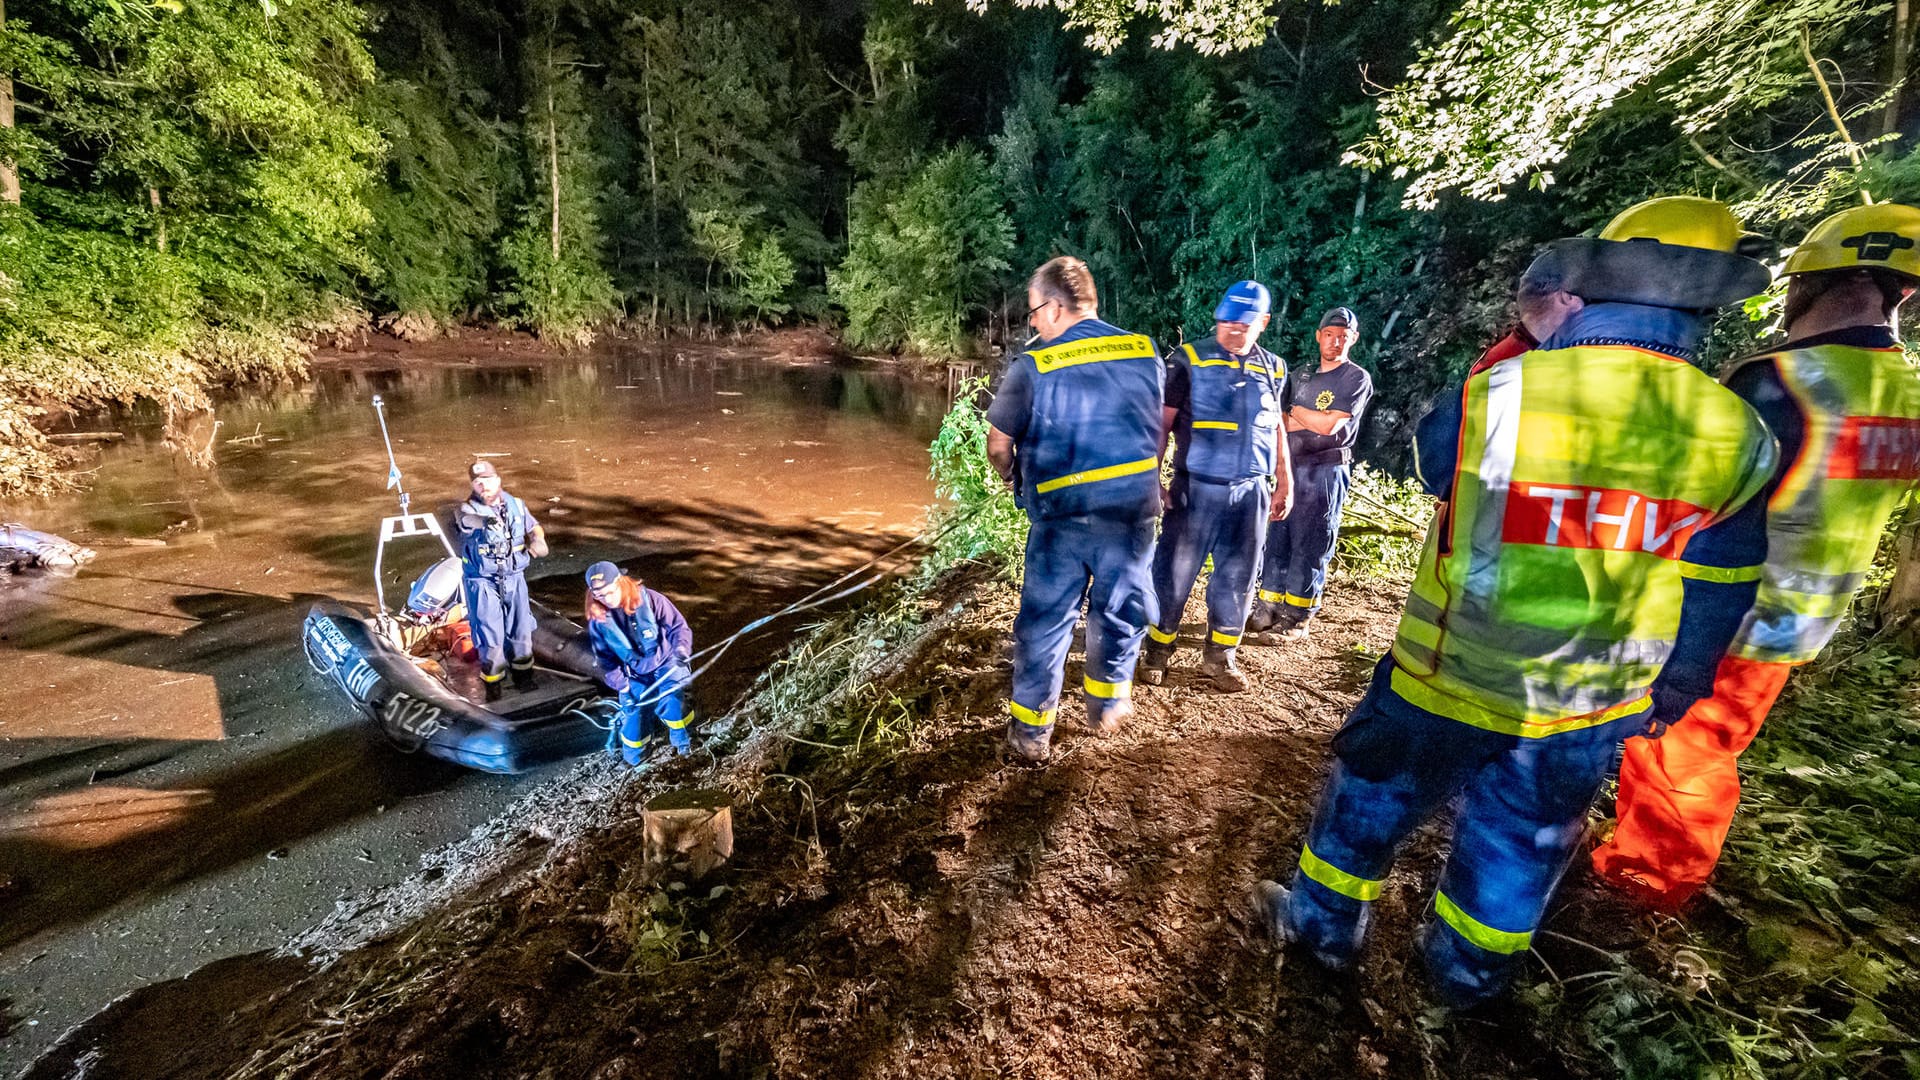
[832,147,1015,354]
[935,0,1276,54]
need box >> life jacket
[1016,318,1163,520]
[457,493,531,579]
[1728,342,1920,663]
[1173,338,1283,482]
[586,577,670,678]
[1389,344,1777,737]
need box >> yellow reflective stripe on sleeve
[1192,420,1240,431]
[1434,891,1533,954]
[1031,334,1157,374]
[1084,676,1132,699]
[1298,844,1382,902]
[1036,456,1159,495]
[1191,358,1241,369]
[1679,561,1763,584]
[1258,589,1286,603]
[620,734,648,748]
[1283,593,1317,608]
[1210,629,1242,646]
[1009,701,1057,728]
[1147,624,1178,644]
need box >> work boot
[1199,644,1250,692]
[511,663,537,692]
[483,677,504,704]
[1245,599,1279,634]
[1277,617,1313,641]
[1005,720,1053,765]
[1084,694,1132,736]
[1138,638,1176,686]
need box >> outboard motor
[405,556,465,624]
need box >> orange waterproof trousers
[1590,655,1794,909]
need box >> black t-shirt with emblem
[1286,360,1373,465]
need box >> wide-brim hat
[1552,196,1773,310]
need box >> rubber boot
[1200,643,1250,692]
[483,676,504,704]
[1250,880,1297,946]
[1138,638,1176,686]
[1277,615,1312,641]
[511,662,537,692]
[1084,693,1132,736]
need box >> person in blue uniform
[1140,281,1293,692]
[455,460,549,702]
[584,561,694,763]
[1248,307,1374,641]
[986,256,1164,764]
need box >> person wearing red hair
[585,561,694,764]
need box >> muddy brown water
[0,341,945,1072]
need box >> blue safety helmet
[585,560,622,589]
[1213,281,1272,324]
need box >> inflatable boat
[302,510,617,774]
[1,524,96,571]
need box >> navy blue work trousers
[1010,510,1157,733]
[1149,474,1270,648]
[1282,656,1630,1007]
[1260,460,1349,619]
[464,572,534,680]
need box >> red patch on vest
[1828,417,1920,480]
[1501,484,1711,558]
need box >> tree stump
[642,788,733,880]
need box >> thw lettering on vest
[1501,484,1709,558]
[1829,417,1920,480]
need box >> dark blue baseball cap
[585,561,622,589]
[1213,281,1272,324]
[1318,306,1360,332]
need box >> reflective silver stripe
[1766,566,1868,597]
[1466,362,1523,604]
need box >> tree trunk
[1889,0,1913,137]
[546,91,561,263]
[642,33,661,331]
[1886,506,1920,619]
[149,186,166,252]
[0,0,19,206]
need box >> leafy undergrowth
[1546,627,1920,1080]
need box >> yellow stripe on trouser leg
[1147,624,1178,645]
[1009,701,1057,728]
[1433,891,1532,954]
[1084,676,1131,699]
[1298,843,1383,902]
[1284,593,1316,608]
[662,716,690,729]
[1210,629,1242,647]
[482,671,506,683]
[620,734,648,748]
[1258,589,1286,604]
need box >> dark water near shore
[0,342,946,1070]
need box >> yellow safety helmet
[1599,196,1745,253]
[1783,203,1920,283]
[1552,195,1771,309]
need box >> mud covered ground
[31,565,1686,1079]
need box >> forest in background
[0,0,1915,496]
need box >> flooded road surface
[0,339,945,1071]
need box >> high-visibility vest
[1018,320,1163,520]
[1390,345,1777,737]
[1174,338,1284,482]
[1729,343,1920,663]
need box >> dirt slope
[33,567,1636,1079]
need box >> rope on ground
[614,503,987,713]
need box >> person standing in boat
[584,562,695,762]
[455,459,549,702]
